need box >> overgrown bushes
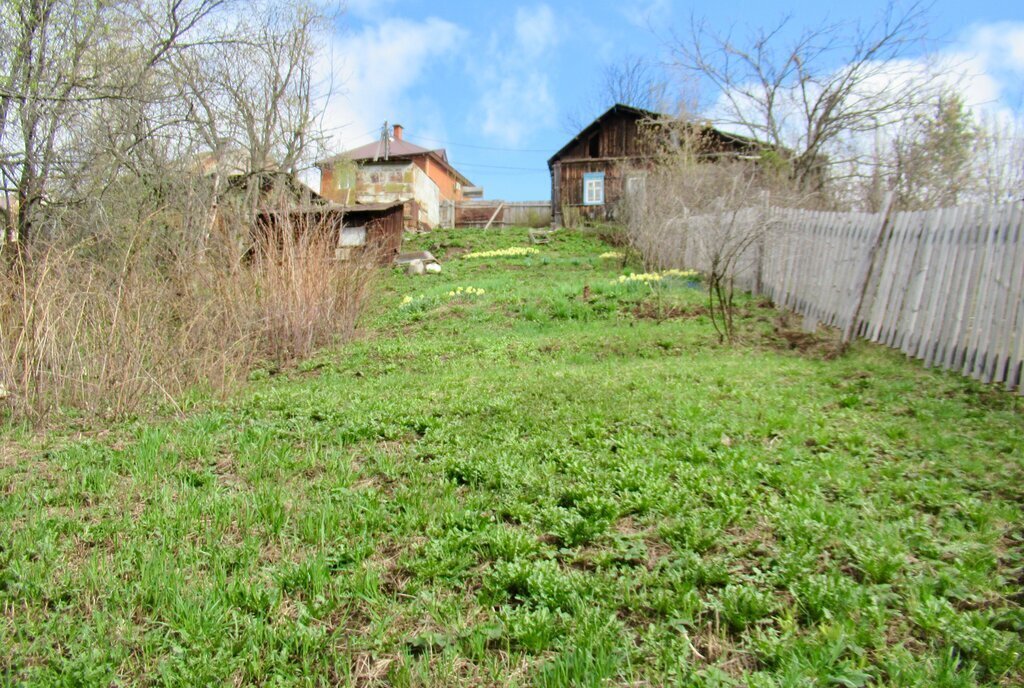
[0,225,373,424]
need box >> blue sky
[317,0,1024,200]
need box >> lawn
[1,227,1021,686]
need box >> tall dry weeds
[0,223,373,424]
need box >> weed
[1,226,1021,686]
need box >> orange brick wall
[320,155,465,205]
[319,166,338,202]
[318,165,356,204]
[415,156,463,202]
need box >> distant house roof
[328,138,440,163]
[317,137,473,188]
[548,103,769,167]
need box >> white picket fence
[677,201,1024,393]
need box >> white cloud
[944,22,1024,113]
[621,0,672,30]
[703,21,1024,149]
[317,16,467,154]
[967,22,1024,72]
[474,4,559,145]
[342,0,398,20]
[514,4,557,57]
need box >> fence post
[754,192,769,295]
[842,192,895,346]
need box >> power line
[405,134,551,154]
[450,161,547,172]
[459,169,549,177]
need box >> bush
[0,225,373,423]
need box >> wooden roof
[547,103,769,167]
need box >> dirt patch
[613,515,643,536]
[631,301,709,321]
[441,246,471,259]
[644,536,673,571]
[765,311,844,359]
[349,651,398,687]
[370,543,410,597]
[211,451,246,489]
[690,621,759,674]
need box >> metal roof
[317,139,473,188]
[320,138,442,164]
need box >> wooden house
[548,104,766,227]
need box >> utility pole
[373,121,390,162]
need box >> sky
[314,0,1024,201]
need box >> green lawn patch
[1,227,1021,686]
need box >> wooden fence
[440,201,551,229]
[675,201,1024,393]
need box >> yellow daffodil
[462,247,540,259]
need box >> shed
[254,201,405,266]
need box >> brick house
[317,125,475,229]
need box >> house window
[583,172,605,206]
[340,226,367,247]
[588,134,600,158]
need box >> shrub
[0,224,373,424]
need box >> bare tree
[0,0,225,249]
[170,0,329,247]
[670,2,939,196]
[622,117,795,341]
[565,54,670,132]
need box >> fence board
[671,200,1024,392]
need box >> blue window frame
[583,172,605,206]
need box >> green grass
[1,227,1022,686]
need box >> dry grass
[0,223,374,423]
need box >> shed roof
[256,200,405,216]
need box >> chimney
[392,124,404,141]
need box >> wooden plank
[947,206,984,371]
[982,204,1015,383]
[965,204,995,377]
[867,205,907,342]
[923,205,963,368]
[857,211,880,338]
[917,205,946,362]
[934,205,971,370]
[884,210,917,346]
[963,203,998,377]
[843,195,894,345]
[873,209,908,344]
[824,211,847,327]
[998,203,1024,389]
[905,206,937,358]
[893,212,926,351]
[978,204,1014,382]
[483,203,505,230]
